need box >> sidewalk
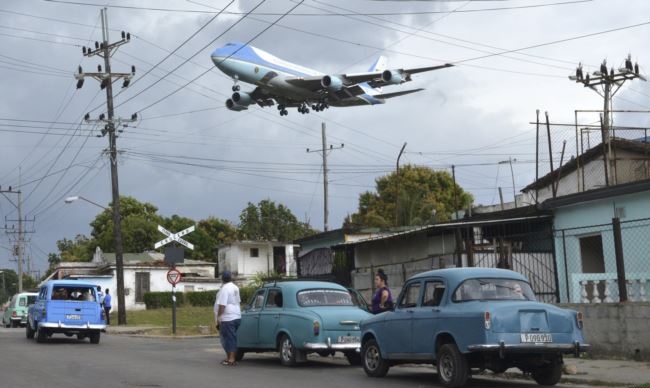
[106,326,650,387]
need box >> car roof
[45,279,98,288]
[261,280,348,293]
[408,267,528,285]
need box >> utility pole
[395,142,407,226]
[307,122,343,231]
[0,186,34,292]
[569,55,646,185]
[74,8,136,325]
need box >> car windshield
[52,286,97,301]
[452,278,536,302]
[297,289,354,307]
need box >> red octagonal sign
[167,268,183,286]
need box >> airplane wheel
[232,85,240,92]
[305,108,310,113]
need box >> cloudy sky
[1,0,649,275]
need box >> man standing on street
[214,270,241,366]
[103,288,112,325]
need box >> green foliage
[345,165,474,228]
[0,269,38,302]
[143,291,185,309]
[239,285,257,306]
[185,291,216,307]
[238,199,317,241]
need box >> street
[0,327,599,388]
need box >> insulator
[84,113,90,121]
[121,31,125,39]
[78,65,83,74]
[95,41,99,49]
[98,64,102,72]
[99,113,105,120]
[131,113,138,120]
[82,46,87,54]
[635,63,640,75]
[610,68,614,77]
[131,65,136,74]
[126,32,131,40]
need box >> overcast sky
[1,0,649,275]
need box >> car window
[398,282,421,309]
[249,289,265,309]
[452,278,536,302]
[266,289,283,308]
[51,286,97,301]
[27,295,37,305]
[423,281,445,307]
[18,297,27,307]
[297,289,353,307]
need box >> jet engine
[226,98,247,111]
[321,75,343,91]
[381,70,405,85]
[232,91,253,106]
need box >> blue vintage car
[27,280,106,344]
[360,268,589,387]
[236,280,372,366]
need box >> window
[266,289,283,308]
[423,281,445,306]
[297,289,353,306]
[250,248,259,257]
[135,272,150,303]
[398,282,421,308]
[250,289,266,309]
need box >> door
[383,281,421,358]
[238,289,265,347]
[258,288,283,348]
[411,280,445,358]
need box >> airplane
[210,42,453,116]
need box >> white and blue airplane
[211,42,453,116]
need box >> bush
[186,291,215,307]
[144,291,185,309]
[239,285,257,306]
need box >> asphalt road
[0,327,598,388]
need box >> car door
[411,279,446,359]
[238,289,266,347]
[383,280,422,358]
[258,288,283,348]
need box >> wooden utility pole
[307,123,343,231]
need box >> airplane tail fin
[368,55,387,93]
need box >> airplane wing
[374,88,425,99]
[284,63,453,92]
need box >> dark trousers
[104,306,111,325]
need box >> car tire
[77,334,86,340]
[437,343,469,388]
[25,321,35,339]
[235,349,245,361]
[344,351,361,366]
[35,324,48,343]
[279,334,297,366]
[89,331,101,344]
[362,339,390,377]
[10,320,17,328]
[531,359,562,386]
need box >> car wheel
[25,321,35,339]
[344,351,361,366]
[10,320,17,328]
[35,324,48,343]
[77,334,86,340]
[531,359,562,386]
[362,339,390,377]
[279,334,297,366]
[437,343,469,388]
[235,349,245,361]
[89,331,101,344]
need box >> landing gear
[311,102,328,112]
[277,104,288,116]
[231,84,240,92]
[297,104,310,114]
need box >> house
[332,206,556,303]
[521,138,650,206]
[541,178,650,303]
[44,248,221,310]
[217,241,297,281]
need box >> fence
[555,217,650,303]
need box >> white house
[44,248,221,311]
[217,241,297,281]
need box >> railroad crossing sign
[154,225,195,250]
[167,267,182,286]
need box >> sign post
[166,267,182,334]
[156,224,195,335]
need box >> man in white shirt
[214,270,241,366]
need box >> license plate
[65,314,81,320]
[520,333,552,343]
[338,335,359,344]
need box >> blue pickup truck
[26,280,106,344]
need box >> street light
[64,195,126,325]
[498,157,517,207]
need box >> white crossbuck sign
[154,225,195,250]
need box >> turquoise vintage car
[360,268,590,388]
[236,281,372,366]
[2,292,38,328]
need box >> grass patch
[109,306,217,336]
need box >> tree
[238,199,316,241]
[345,165,473,228]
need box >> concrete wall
[562,302,650,360]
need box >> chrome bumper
[303,337,361,351]
[39,321,106,330]
[468,341,590,357]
